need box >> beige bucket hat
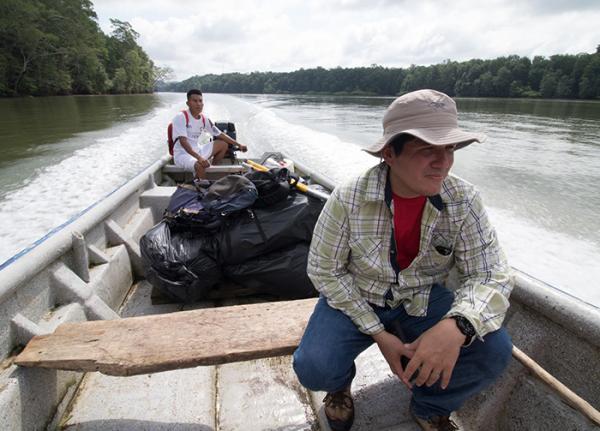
[364,89,486,156]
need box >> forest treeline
[164,46,600,99]
[0,0,167,97]
[2,0,598,100]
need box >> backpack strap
[173,110,190,144]
[168,110,192,156]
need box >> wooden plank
[15,298,318,377]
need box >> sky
[92,0,600,81]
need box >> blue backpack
[165,175,258,235]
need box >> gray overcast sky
[92,0,600,80]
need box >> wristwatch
[451,316,476,346]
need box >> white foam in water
[246,108,373,183]
[0,95,233,265]
[0,101,180,265]
[488,207,600,306]
[206,94,374,184]
[1,94,598,309]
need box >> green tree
[105,19,154,93]
[579,54,600,98]
[555,74,573,98]
[540,72,558,98]
[493,66,512,97]
[509,81,525,97]
[479,72,494,96]
[0,0,67,94]
[111,68,128,93]
[0,1,155,96]
[154,65,174,87]
[529,56,549,92]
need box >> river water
[0,93,599,307]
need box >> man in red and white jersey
[171,89,247,178]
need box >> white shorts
[173,142,214,172]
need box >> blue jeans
[292,284,512,419]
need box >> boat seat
[139,186,177,213]
[162,163,245,183]
[15,298,318,376]
[162,164,245,174]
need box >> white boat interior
[0,154,599,431]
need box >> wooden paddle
[512,346,600,426]
[243,159,330,201]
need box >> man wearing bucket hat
[293,89,513,431]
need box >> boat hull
[0,155,598,430]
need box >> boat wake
[0,100,180,266]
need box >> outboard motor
[214,122,238,161]
[215,122,236,141]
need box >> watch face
[454,316,476,337]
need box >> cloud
[522,0,600,14]
[91,0,600,80]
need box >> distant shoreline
[3,91,600,102]
[162,50,600,101]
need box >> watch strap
[451,316,476,346]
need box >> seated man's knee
[194,161,205,178]
[478,327,513,377]
[215,140,228,154]
[293,347,324,391]
[293,343,349,392]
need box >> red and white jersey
[171,109,222,158]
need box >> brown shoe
[323,387,354,431]
[412,412,460,431]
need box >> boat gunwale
[0,154,171,303]
[511,271,600,349]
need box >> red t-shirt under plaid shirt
[392,193,426,270]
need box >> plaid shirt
[307,162,512,338]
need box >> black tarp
[140,222,221,302]
[224,243,317,299]
[141,183,325,303]
[212,192,324,265]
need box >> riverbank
[6,90,600,102]
[165,50,600,100]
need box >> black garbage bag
[215,192,325,265]
[224,243,318,299]
[245,168,292,208]
[140,222,221,302]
